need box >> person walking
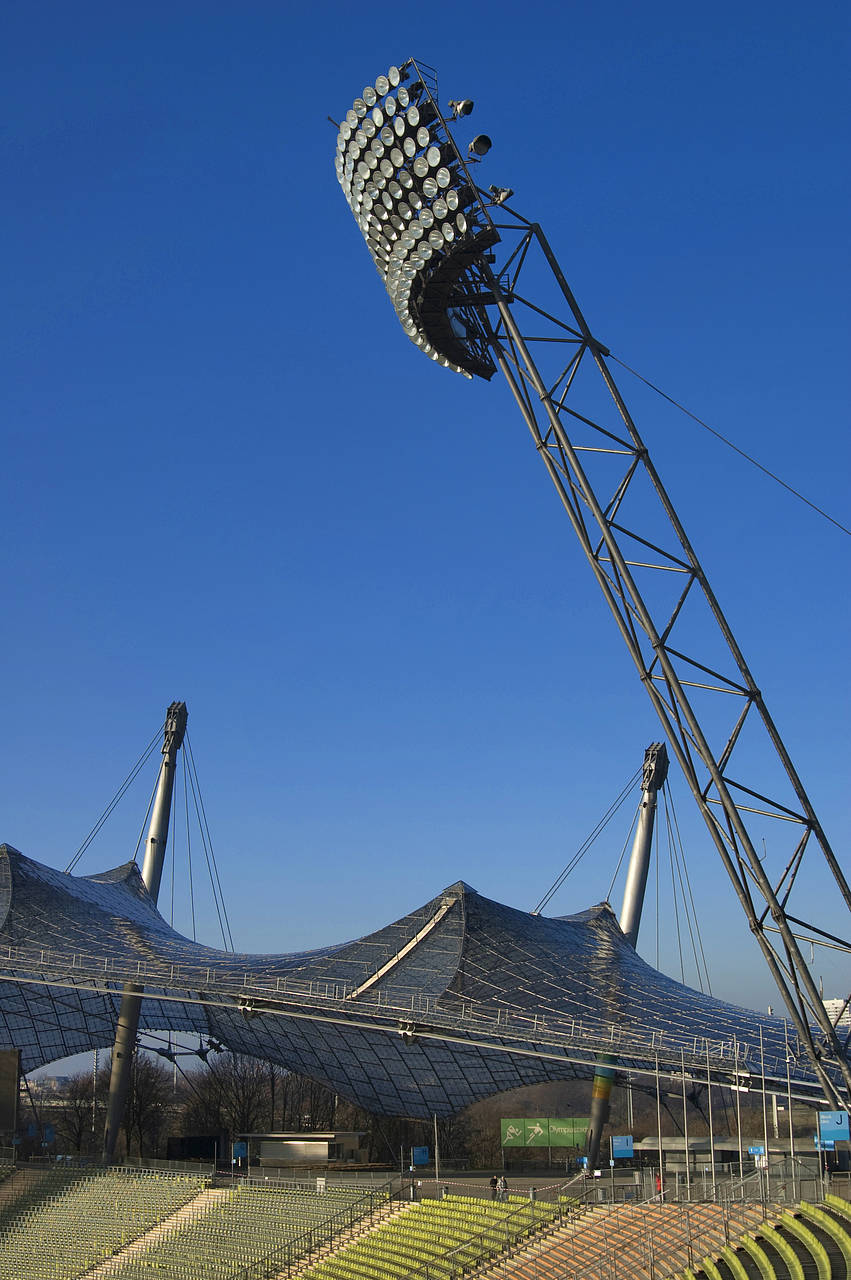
[489,1174,498,1200]
[497,1174,508,1202]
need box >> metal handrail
[477,1193,776,1280]
[396,1195,565,1280]
[230,1179,394,1279]
[0,940,815,1084]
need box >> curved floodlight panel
[336,59,498,380]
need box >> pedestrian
[489,1174,498,1200]
[497,1174,508,1202]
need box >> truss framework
[454,203,850,1102]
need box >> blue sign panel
[611,1135,634,1158]
[818,1110,849,1141]
[411,1146,430,1166]
[232,1141,247,1158]
[748,1145,765,1155]
[814,1135,835,1150]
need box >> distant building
[823,998,851,1032]
[29,1076,71,1095]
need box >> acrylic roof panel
[0,844,843,1115]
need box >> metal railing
[363,1194,565,1280]
[230,1179,394,1279]
[477,1196,775,1280]
[3,939,817,1085]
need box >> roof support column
[585,743,668,1173]
[102,702,187,1162]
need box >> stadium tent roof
[0,844,843,1116]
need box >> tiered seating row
[0,1167,206,1280]
[673,1194,851,1280]
[301,1192,559,1280]
[105,1182,383,1279]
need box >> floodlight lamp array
[335,60,498,380]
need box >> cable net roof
[0,844,843,1115]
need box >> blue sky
[3,1,849,1023]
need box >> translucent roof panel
[0,845,843,1116]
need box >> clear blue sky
[3,1,849,1022]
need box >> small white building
[236,1130,368,1169]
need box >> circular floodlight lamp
[337,61,498,380]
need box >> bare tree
[53,1072,97,1156]
[124,1053,172,1157]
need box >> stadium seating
[0,1170,387,1280]
[669,1193,851,1280]
[102,1180,386,1279]
[0,1166,206,1279]
[299,1192,559,1280]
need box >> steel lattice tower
[334,58,851,1104]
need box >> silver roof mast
[586,742,668,1173]
[102,701,187,1162]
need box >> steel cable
[610,354,851,538]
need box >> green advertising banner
[501,1120,525,1147]
[501,1117,589,1147]
[548,1117,589,1146]
[524,1119,550,1147]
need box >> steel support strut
[102,701,187,1160]
[586,743,669,1171]
[474,220,850,1102]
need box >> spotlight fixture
[467,134,492,159]
[335,59,499,380]
[488,185,514,206]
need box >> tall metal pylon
[467,214,851,1103]
[586,742,668,1172]
[102,701,187,1161]
[335,61,851,1102]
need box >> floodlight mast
[473,225,851,1105]
[102,701,187,1161]
[335,61,851,1104]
